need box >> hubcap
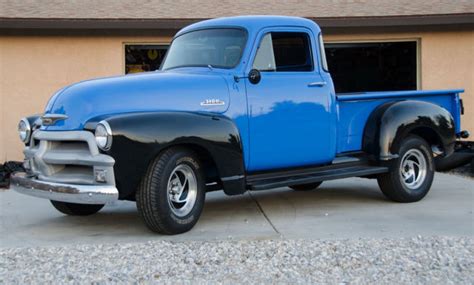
[399,149,427,190]
[167,164,198,217]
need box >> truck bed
[335,89,464,154]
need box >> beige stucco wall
[0,30,473,161]
[0,35,170,161]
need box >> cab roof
[176,15,321,37]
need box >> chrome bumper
[10,172,119,204]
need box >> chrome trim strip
[11,172,119,205]
[34,130,99,155]
[220,175,245,181]
[42,150,115,167]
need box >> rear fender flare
[362,100,456,161]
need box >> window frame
[318,33,329,72]
[248,28,317,74]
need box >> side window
[253,33,276,71]
[253,32,313,72]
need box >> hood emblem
[200,99,225,106]
[41,114,68,126]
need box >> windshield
[161,28,247,70]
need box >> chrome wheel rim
[167,164,197,217]
[399,149,427,190]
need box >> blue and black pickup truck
[12,16,472,234]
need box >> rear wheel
[50,200,104,216]
[377,135,435,202]
[136,147,205,235]
[289,181,322,191]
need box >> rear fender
[363,100,456,161]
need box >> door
[246,30,334,171]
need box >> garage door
[324,41,418,93]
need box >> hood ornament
[41,114,68,126]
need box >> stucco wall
[0,30,473,161]
[0,35,170,161]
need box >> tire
[377,135,435,202]
[136,147,205,235]
[289,181,322,191]
[50,200,104,216]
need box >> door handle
[308,81,327,87]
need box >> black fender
[363,100,456,161]
[86,112,245,199]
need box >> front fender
[363,100,456,161]
[87,111,245,199]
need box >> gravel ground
[1,236,472,284]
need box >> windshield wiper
[207,64,214,71]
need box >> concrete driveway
[1,172,472,248]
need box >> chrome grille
[24,130,115,185]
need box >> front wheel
[136,147,205,235]
[377,135,435,202]
[50,200,104,216]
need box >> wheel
[50,200,104,216]
[289,181,322,191]
[377,135,435,202]
[136,147,205,234]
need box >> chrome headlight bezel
[18,118,32,143]
[95,121,113,151]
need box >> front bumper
[11,172,119,204]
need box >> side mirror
[248,69,261,85]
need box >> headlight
[18,118,31,143]
[95,121,112,151]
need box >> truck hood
[42,70,230,130]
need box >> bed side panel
[336,92,461,154]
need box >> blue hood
[42,70,230,130]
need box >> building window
[125,44,169,74]
[325,41,418,93]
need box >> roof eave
[1,14,473,30]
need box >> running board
[246,163,388,191]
